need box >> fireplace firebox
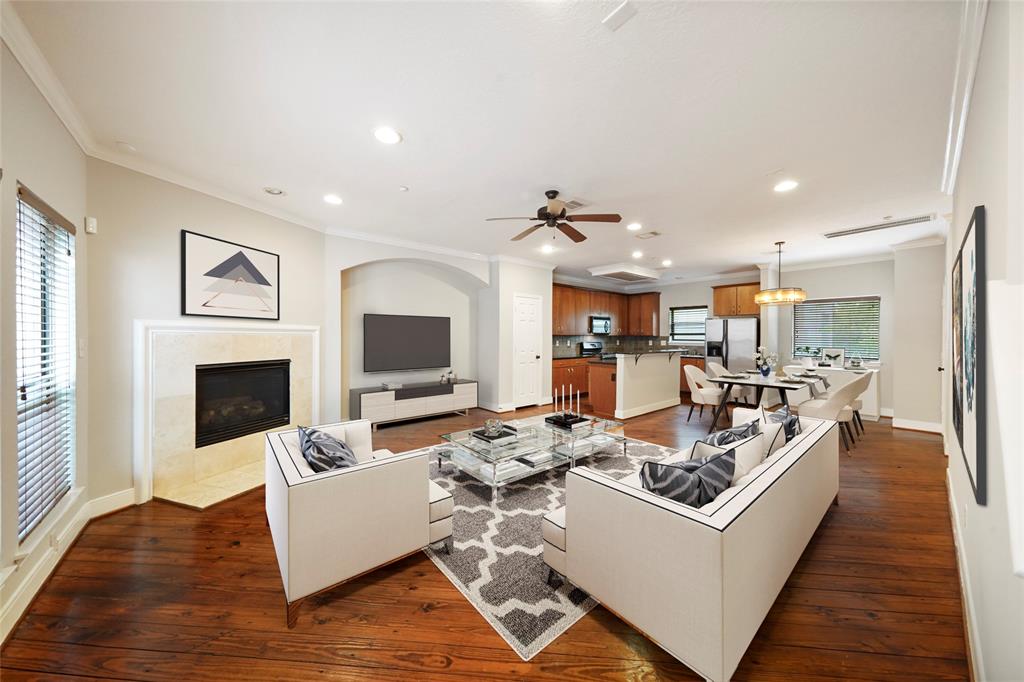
[195,359,290,448]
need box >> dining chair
[683,364,727,425]
[791,379,864,452]
[845,373,873,438]
[705,361,756,406]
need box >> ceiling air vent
[587,263,661,282]
[635,231,662,240]
[825,214,934,239]
[562,198,587,211]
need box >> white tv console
[349,380,478,429]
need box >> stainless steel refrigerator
[705,317,759,371]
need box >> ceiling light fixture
[323,194,343,205]
[263,187,286,196]
[398,185,409,192]
[627,222,642,231]
[632,250,643,259]
[773,179,799,193]
[374,126,403,144]
[755,241,807,306]
[661,259,672,267]
[541,244,555,254]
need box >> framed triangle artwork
[181,230,280,320]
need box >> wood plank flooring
[1,403,969,680]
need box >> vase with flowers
[753,346,777,377]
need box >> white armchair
[684,364,727,425]
[265,419,452,627]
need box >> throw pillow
[727,407,784,458]
[728,433,766,483]
[767,406,802,442]
[640,449,736,508]
[703,419,759,447]
[297,425,359,473]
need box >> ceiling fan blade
[556,222,587,243]
[487,216,536,221]
[565,213,622,223]
[510,223,545,241]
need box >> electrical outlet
[648,339,653,346]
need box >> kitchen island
[588,351,682,419]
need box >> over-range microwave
[589,316,612,335]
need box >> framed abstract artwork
[180,230,280,320]
[951,205,986,505]
[820,348,845,367]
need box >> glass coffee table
[438,413,626,502]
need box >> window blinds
[669,306,708,343]
[793,296,880,361]
[15,184,76,541]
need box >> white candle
[569,384,573,414]
[560,385,564,412]
[577,390,580,415]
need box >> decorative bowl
[483,419,504,437]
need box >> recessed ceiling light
[632,250,643,259]
[541,244,555,254]
[398,185,409,192]
[374,126,403,144]
[627,222,642,231]
[662,259,672,267]
[263,187,286,196]
[773,179,799,193]
[323,194,343,205]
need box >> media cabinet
[350,379,478,429]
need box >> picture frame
[180,230,280,320]
[951,205,986,505]
[820,348,845,367]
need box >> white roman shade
[15,183,77,541]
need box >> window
[793,296,880,361]
[669,306,708,343]
[15,184,76,541]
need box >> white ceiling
[12,0,961,280]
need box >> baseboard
[0,488,135,643]
[479,402,515,414]
[880,407,894,417]
[892,418,943,434]
[947,471,983,682]
[615,397,681,420]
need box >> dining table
[705,371,826,434]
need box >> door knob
[937,366,945,372]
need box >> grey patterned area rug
[417,438,677,661]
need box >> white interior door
[513,293,543,407]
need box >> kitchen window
[15,184,77,541]
[669,306,708,344]
[793,296,880,361]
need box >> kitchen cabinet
[627,292,660,336]
[552,358,590,394]
[573,288,591,335]
[679,357,706,393]
[588,363,616,418]
[712,282,760,317]
[553,285,576,335]
[610,293,628,335]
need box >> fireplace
[195,359,290,448]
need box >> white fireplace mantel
[132,319,320,504]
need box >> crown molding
[941,0,989,195]
[552,274,630,292]
[489,255,556,271]
[1,1,95,153]
[890,236,947,252]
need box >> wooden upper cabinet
[626,295,643,335]
[712,282,760,317]
[734,283,761,316]
[640,292,660,336]
[610,293,628,335]
[552,285,576,335]
[573,288,590,335]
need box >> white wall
[1,43,88,636]
[340,260,480,417]
[945,2,1024,680]
[85,158,327,498]
[892,243,945,428]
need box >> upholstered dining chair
[846,372,872,435]
[705,361,756,406]
[683,364,727,425]
[791,379,864,452]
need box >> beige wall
[85,158,326,498]
[945,2,1024,680]
[1,43,88,625]
[892,243,945,426]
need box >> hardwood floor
[1,403,969,681]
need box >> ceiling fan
[486,189,622,243]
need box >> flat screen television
[363,314,451,372]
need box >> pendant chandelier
[755,241,807,306]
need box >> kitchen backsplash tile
[553,335,703,358]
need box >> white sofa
[265,419,453,627]
[543,414,839,682]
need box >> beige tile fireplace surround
[135,321,318,509]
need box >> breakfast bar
[587,351,682,419]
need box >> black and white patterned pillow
[297,426,358,473]
[640,449,736,508]
[702,419,760,447]
[766,406,801,442]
